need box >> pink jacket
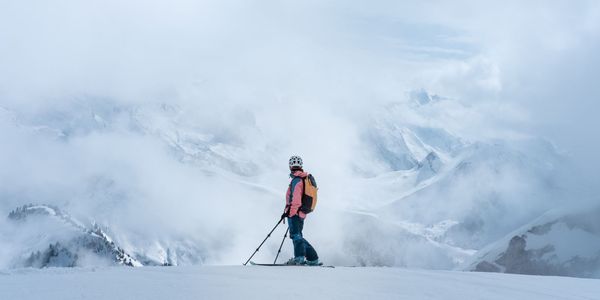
[285,170,308,219]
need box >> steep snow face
[367,125,429,171]
[466,207,600,278]
[364,100,464,175]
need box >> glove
[280,212,288,220]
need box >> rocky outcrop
[416,151,442,182]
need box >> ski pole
[243,218,284,265]
[273,227,289,264]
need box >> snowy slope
[1,266,599,300]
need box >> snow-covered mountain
[8,204,143,267]
[0,91,587,277]
[5,204,213,268]
[333,95,569,271]
[465,206,600,278]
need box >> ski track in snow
[1,266,599,300]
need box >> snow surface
[1,266,599,300]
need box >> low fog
[1,1,599,269]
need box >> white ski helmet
[289,155,303,169]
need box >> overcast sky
[1,0,599,189]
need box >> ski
[249,261,334,268]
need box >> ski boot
[285,257,306,265]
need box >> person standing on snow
[281,155,320,265]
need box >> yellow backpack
[300,174,318,214]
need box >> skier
[282,155,320,266]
